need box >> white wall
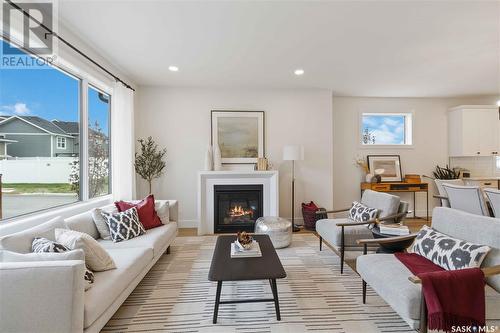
[135,87,333,227]
[332,96,498,216]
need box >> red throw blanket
[395,253,485,332]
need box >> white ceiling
[58,1,500,97]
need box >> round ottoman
[254,217,292,248]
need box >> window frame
[0,38,114,222]
[56,136,67,149]
[358,111,414,149]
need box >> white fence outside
[0,157,77,183]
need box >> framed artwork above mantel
[211,110,265,164]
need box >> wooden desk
[361,182,429,221]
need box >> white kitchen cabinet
[448,105,499,157]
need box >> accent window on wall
[361,113,413,146]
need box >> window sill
[0,195,113,236]
[358,144,415,150]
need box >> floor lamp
[283,145,304,232]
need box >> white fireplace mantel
[197,170,279,235]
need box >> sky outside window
[362,114,406,145]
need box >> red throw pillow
[115,195,163,230]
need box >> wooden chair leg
[319,236,322,251]
[419,290,428,333]
[340,226,345,274]
[362,280,367,304]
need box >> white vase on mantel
[213,144,222,171]
[204,145,213,171]
[365,173,374,182]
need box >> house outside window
[57,136,67,149]
[361,113,413,146]
[0,39,112,220]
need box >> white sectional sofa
[0,200,178,333]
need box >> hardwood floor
[177,218,430,237]
[177,218,430,272]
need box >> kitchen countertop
[463,177,500,181]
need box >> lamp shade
[283,145,304,161]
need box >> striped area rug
[103,234,414,333]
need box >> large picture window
[361,113,413,146]
[88,86,111,198]
[0,40,112,220]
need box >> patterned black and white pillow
[349,201,379,225]
[101,207,145,243]
[411,225,491,270]
[32,237,70,253]
[32,237,95,290]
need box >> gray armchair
[484,188,500,218]
[315,190,409,274]
[356,207,500,332]
[442,183,489,216]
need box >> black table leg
[213,281,222,324]
[270,279,281,321]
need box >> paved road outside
[1,194,78,219]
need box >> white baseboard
[178,219,198,228]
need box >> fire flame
[229,206,253,218]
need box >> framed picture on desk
[367,155,402,182]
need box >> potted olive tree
[135,137,167,194]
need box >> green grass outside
[2,183,74,194]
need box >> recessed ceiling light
[294,69,304,76]
[168,66,179,72]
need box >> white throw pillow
[55,228,116,271]
[91,208,111,240]
[155,201,170,224]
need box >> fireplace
[214,184,263,233]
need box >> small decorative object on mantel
[256,157,268,171]
[135,136,167,194]
[213,144,222,171]
[367,155,403,182]
[204,145,213,171]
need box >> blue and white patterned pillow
[411,225,491,270]
[101,207,146,243]
[349,201,378,223]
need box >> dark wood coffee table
[208,234,287,324]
